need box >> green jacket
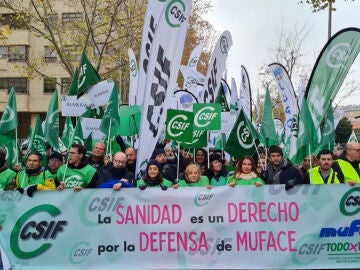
[0,168,16,190]
[16,169,46,189]
[178,176,209,187]
[136,178,173,188]
[227,174,265,186]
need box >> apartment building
[0,1,144,139]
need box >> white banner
[1,185,360,269]
[128,48,139,105]
[239,65,252,121]
[136,0,168,106]
[136,0,192,175]
[180,65,205,95]
[86,79,115,107]
[268,63,299,138]
[230,77,239,116]
[61,95,91,117]
[200,30,233,103]
[80,118,104,140]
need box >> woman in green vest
[227,156,265,187]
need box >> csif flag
[0,87,18,134]
[225,109,257,159]
[44,90,59,151]
[26,115,47,166]
[135,0,192,176]
[306,28,360,128]
[77,51,101,98]
[99,82,120,137]
[259,88,277,147]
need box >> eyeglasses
[68,152,79,155]
[350,149,360,152]
[113,159,126,164]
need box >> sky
[205,0,360,105]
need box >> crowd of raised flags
[0,1,359,175]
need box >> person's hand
[113,183,122,191]
[347,180,356,186]
[255,182,263,187]
[26,185,38,197]
[13,164,22,172]
[104,155,111,166]
[172,183,179,189]
[57,182,65,191]
[73,186,83,192]
[228,183,236,188]
[206,185,213,190]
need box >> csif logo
[340,187,360,216]
[194,189,214,207]
[10,204,67,259]
[1,105,15,124]
[220,36,229,54]
[236,120,254,149]
[165,0,187,28]
[130,59,137,77]
[194,106,218,128]
[325,42,350,68]
[167,114,190,137]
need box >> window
[64,45,82,61]
[0,47,8,59]
[8,45,28,62]
[44,46,57,62]
[0,13,28,29]
[62,13,83,24]
[0,78,28,93]
[43,78,56,94]
[44,13,58,29]
[61,78,71,94]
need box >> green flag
[214,133,227,151]
[81,105,105,119]
[0,130,19,167]
[0,87,18,134]
[27,115,47,166]
[72,119,84,145]
[215,82,230,112]
[77,51,101,98]
[225,109,257,158]
[306,28,360,128]
[348,130,358,143]
[84,132,93,156]
[100,83,120,137]
[44,90,59,150]
[259,88,277,147]
[165,109,194,143]
[316,105,335,154]
[180,130,208,149]
[296,99,318,164]
[68,67,79,96]
[193,103,221,131]
[62,117,74,149]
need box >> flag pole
[176,141,180,180]
[106,120,112,156]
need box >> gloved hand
[16,187,24,194]
[160,184,168,191]
[285,179,296,191]
[26,184,38,197]
[139,184,147,190]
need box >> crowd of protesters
[0,137,359,196]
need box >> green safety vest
[308,166,340,184]
[57,164,96,188]
[16,170,46,189]
[337,160,360,183]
